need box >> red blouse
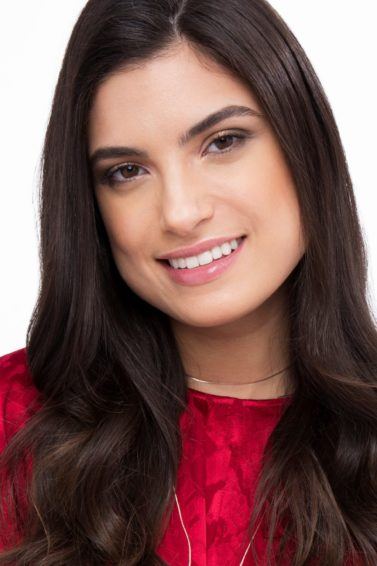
[155,385,293,565]
[0,349,361,565]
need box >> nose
[159,164,214,236]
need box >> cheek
[95,194,145,260]
[215,136,297,220]
[254,183,306,276]
[239,143,305,260]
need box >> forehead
[88,42,261,150]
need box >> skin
[88,40,307,399]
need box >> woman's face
[88,41,306,328]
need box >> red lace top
[0,348,361,565]
[155,385,293,565]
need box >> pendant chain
[173,487,264,565]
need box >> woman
[0,0,376,564]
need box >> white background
[0,1,376,356]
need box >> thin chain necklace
[174,364,292,564]
[173,487,264,565]
[185,363,293,396]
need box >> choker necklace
[185,363,293,394]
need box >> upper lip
[156,234,245,260]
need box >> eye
[102,162,146,186]
[204,131,250,156]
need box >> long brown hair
[1,0,376,564]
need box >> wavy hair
[1,0,376,564]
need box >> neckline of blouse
[187,386,294,405]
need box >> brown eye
[116,164,141,180]
[205,132,249,156]
[103,162,146,186]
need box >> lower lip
[158,237,247,286]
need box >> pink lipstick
[158,236,246,286]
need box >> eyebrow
[89,104,263,167]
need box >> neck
[171,284,294,400]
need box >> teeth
[211,245,223,260]
[168,238,242,269]
[186,256,199,269]
[221,242,232,256]
[197,251,213,266]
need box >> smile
[158,236,247,286]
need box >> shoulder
[0,347,40,451]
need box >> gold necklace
[185,363,293,396]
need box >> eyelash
[100,130,252,187]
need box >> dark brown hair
[1,0,376,564]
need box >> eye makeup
[95,127,255,188]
